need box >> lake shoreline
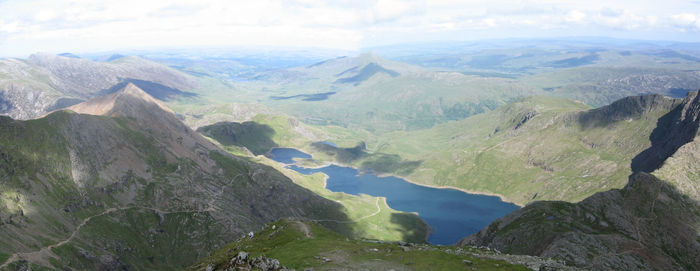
[267,147,522,245]
[286,155,524,208]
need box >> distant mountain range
[0,53,196,120]
[237,52,540,132]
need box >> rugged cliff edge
[460,91,700,271]
[460,172,700,270]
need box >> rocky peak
[578,93,681,128]
[632,90,700,172]
[67,83,174,117]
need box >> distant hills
[0,53,196,120]
[238,52,540,132]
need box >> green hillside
[0,85,351,270]
[191,218,541,271]
[193,94,682,206]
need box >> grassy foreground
[190,218,529,271]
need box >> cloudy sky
[1,0,699,57]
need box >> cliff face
[632,91,700,173]
[461,91,700,271]
[0,85,347,270]
[460,173,700,270]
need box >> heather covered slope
[0,84,349,270]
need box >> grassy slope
[190,94,677,206]
[199,131,429,243]
[366,96,674,205]
[191,218,529,271]
[0,107,355,270]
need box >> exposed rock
[632,90,700,173]
[578,94,679,128]
[212,251,290,271]
[461,172,700,270]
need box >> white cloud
[565,10,586,23]
[672,13,698,25]
[0,21,20,33]
[0,0,699,57]
[671,13,700,31]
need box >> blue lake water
[268,147,520,245]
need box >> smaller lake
[267,147,520,245]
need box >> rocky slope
[461,172,700,270]
[0,84,347,270]
[0,53,196,120]
[460,91,700,270]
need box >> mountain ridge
[0,84,349,269]
[67,82,174,117]
[0,53,196,120]
[459,90,700,270]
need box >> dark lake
[267,147,520,245]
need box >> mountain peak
[67,83,174,117]
[357,51,381,63]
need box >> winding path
[0,206,202,269]
[312,197,383,224]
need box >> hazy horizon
[1,0,700,57]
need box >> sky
[1,0,700,57]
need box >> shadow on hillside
[250,162,355,238]
[100,78,197,101]
[310,142,422,175]
[197,121,278,156]
[361,154,422,176]
[631,101,699,173]
[577,94,671,129]
[390,212,430,243]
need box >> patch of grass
[209,151,250,180]
[0,253,9,264]
[192,219,529,271]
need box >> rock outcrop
[460,173,700,270]
[632,90,700,173]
